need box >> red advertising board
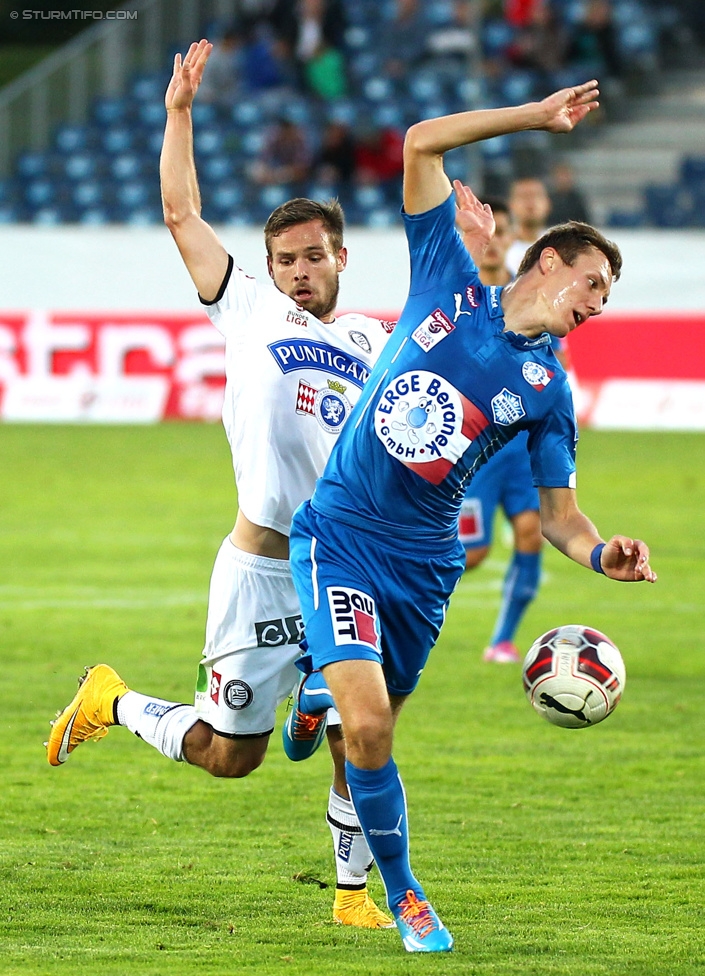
[0,311,225,422]
[1,309,704,426]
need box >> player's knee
[184,723,268,778]
[204,748,265,779]
[465,545,489,570]
[512,511,543,552]
[342,713,392,767]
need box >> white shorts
[194,538,304,737]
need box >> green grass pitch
[0,424,703,976]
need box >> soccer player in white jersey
[46,38,395,929]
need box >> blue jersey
[312,193,577,542]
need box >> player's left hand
[538,80,600,133]
[453,180,495,247]
[601,535,657,582]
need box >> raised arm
[403,81,600,216]
[160,39,229,302]
[539,486,657,582]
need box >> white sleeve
[199,255,260,338]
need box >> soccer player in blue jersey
[284,81,657,953]
[455,191,568,663]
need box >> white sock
[116,691,199,762]
[327,786,374,887]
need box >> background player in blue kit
[285,81,657,954]
[455,191,568,663]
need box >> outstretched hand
[165,38,213,112]
[600,535,657,583]
[453,180,495,247]
[538,80,600,133]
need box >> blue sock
[345,757,423,910]
[299,670,335,714]
[491,550,541,646]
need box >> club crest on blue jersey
[374,370,489,484]
[412,308,455,352]
[491,388,526,425]
[522,360,554,390]
[297,378,351,433]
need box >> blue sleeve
[527,386,578,488]
[403,193,479,297]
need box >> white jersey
[203,257,394,536]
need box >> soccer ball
[522,624,626,729]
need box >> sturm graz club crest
[223,679,254,710]
[296,378,351,433]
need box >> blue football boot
[392,890,454,953]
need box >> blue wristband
[590,543,606,574]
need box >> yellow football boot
[46,664,128,766]
[333,887,395,929]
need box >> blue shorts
[290,501,466,697]
[459,432,539,550]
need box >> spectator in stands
[353,124,404,187]
[380,0,427,84]
[567,0,623,80]
[197,28,243,106]
[249,117,312,187]
[507,1,569,88]
[549,160,592,224]
[505,175,551,275]
[422,0,477,73]
[241,20,295,96]
[313,121,357,187]
[504,0,544,28]
[267,0,347,85]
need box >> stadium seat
[192,102,218,126]
[101,127,135,154]
[137,101,165,127]
[93,96,130,126]
[77,206,112,225]
[54,124,89,153]
[71,180,108,208]
[200,155,235,184]
[606,209,646,228]
[680,156,705,187]
[32,205,71,225]
[231,101,265,128]
[124,206,161,225]
[16,151,50,179]
[63,153,99,181]
[131,75,165,102]
[116,180,151,208]
[259,184,292,211]
[644,184,693,227]
[361,207,399,228]
[0,203,23,223]
[24,179,56,208]
[207,182,245,211]
[363,76,394,103]
[109,153,147,181]
[371,104,406,129]
[194,126,226,156]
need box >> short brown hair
[263,197,345,256]
[517,221,622,281]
